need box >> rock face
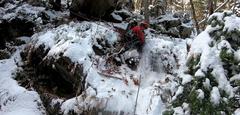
[0,18,35,49]
[27,0,45,6]
[0,1,70,49]
[178,24,192,38]
[70,0,118,19]
[152,14,192,38]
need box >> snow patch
[210,87,221,105]
[0,49,45,115]
[172,86,183,101]
[197,89,204,99]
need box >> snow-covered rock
[151,14,193,38]
[0,1,69,49]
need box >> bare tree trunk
[182,0,184,12]
[189,0,200,34]
[149,0,153,5]
[134,0,142,10]
[208,0,214,15]
[213,0,217,10]
[143,0,150,21]
[168,0,173,11]
[163,0,167,14]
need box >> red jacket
[131,26,145,44]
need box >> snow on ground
[0,47,45,115]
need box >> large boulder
[0,1,70,49]
[157,15,181,29]
[178,24,192,38]
[70,0,118,19]
[18,22,119,114]
[0,18,35,49]
[152,14,192,38]
[27,0,45,6]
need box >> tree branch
[214,0,230,12]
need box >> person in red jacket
[124,21,149,52]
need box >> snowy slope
[28,21,189,114]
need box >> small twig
[97,71,123,80]
[214,0,230,12]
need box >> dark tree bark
[208,0,214,15]
[190,0,200,34]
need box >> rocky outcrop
[152,14,192,38]
[16,22,120,114]
[0,18,35,49]
[178,24,192,38]
[0,1,70,49]
[70,0,118,19]
[27,0,45,6]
